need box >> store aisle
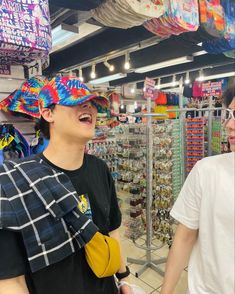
[119,209,188,294]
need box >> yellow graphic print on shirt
[77,194,93,220]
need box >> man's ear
[40,107,54,123]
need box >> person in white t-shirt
[161,85,235,294]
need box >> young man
[161,85,235,294]
[0,76,131,294]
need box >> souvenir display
[144,0,199,38]
[171,120,182,200]
[152,120,181,245]
[202,0,235,53]
[0,124,30,164]
[92,0,165,29]
[87,138,118,179]
[212,117,222,154]
[199,0,225,38]
[116,124,147,240]
[0,0,51,64]
[107,120,182,245]
[185,118,205,175]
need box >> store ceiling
[45,1,235,88]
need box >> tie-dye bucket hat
[8,76,47,118]
[0,90,17,113]
[38,76,109,113]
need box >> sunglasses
[223,108,235,125]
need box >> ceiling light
[124,52,130,70]
[199,71,235,81]
[193,50,207,57]
[90,64,96,79]
[155,81,180,89]
[79,67,84,82]
[156,78,161,89]
[130,87,135,94]
[197,69,204,82]
[104,60,115,72]
[89,73,127,85]
[134,56,194,73]
[172,75,177,86]
[185,71,190,84]
[52,23,79,47]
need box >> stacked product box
[185,118,205,175]
[172,120,182,200]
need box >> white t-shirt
[171,152,235,294]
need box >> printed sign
[202,80,223,97]
[144,77,156,99]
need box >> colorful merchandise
[192,81,203,98]
[199,0,225,37]
[153,105,168,119]
[0,124,30,164]
[212,117,222,154]
[0,0,51,64]
[154,91,167,105]
[144,0,199,38]
[202,0,235,53]
[171,120,182,200]
[185,118,205,175]
[92,0,165,29]
[167,106,179,119]
[153,121,177,245]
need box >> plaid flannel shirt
[0,156,98,273]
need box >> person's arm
[0,275,29,294]
[160,224,198,294]
[109,228,132,294]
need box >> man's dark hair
[223,85,235,107]
[35,104,56,139]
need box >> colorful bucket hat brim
[8,76,47,118]
[38,76,109,113]
[0,90,17,113]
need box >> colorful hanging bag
[0,0,51,64]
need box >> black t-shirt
[0,154,122,294]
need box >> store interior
[0,1,235,293]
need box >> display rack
[126,101,170,277]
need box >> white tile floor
[119,192,188,294]
[121,236,188,294]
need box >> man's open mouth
[79,113,92,123]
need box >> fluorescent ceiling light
[52,23,79,47]
[135,56,194,73]
[89,73,127,85]
[201,71,235,81]
[51,23,102,53]
[155,81,180,89]
[193,50,207,57]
